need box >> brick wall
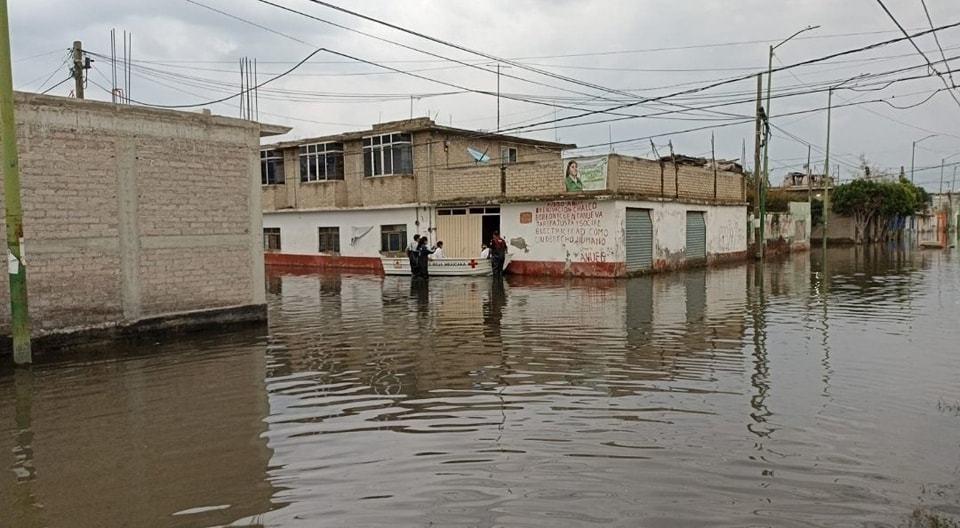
[506,160,565,197]
[0,92,267,337]
[434,165,501,201]
[614,154,743,202]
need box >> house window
[300,142,344,182]
[263,227,281,251]
[380,224,407,253]
[318,226,340,253]
[501,146,518,164]
[363,133,413,177]
[261,150,285,185]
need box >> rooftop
[263,117,576,150]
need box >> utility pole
[806,144,812,208]
[711,132,718,200]
[822,87,833,254]
[1,0,32,364]
[71,40,84,99]
[496,63,500,132]
[910,134,937,183]
[753,73,763,258]
[940,158,945,195]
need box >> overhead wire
[874,0,960,110]
[919,0,957,89]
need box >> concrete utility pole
[806,144,812,208]
[753,73,763,257]
[911,134,937,183]
[760,25,819,257]
[71,40,84,99]
[0,0,32,364]
[940,158,945,196]
[822,87,833,254]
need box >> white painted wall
[263,206,429,257]
[502,200,622,265]
[503,199,747,267]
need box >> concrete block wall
[0,92,266,337]
[505,160,565,197]
[614,155,743,202]
[434,165,501,201]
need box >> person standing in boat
[407,234,421,276]
[489,231,507,275]
[415,237,436,278]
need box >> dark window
[437,209,451,216]
[501,146,518,164]
[299,142,344,182]
[363,133,413,177]
[318,227,340,253]
[380,224,407,253]
[260,150,284,185]
[263,227,281,251]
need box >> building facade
[262,118,748,277]
[0,92,288,349]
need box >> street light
[939,151,960,195]
[911,134,938,183]
[759,25,820,256]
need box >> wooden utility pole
[71,40,84,99]
[1,0,31,363]
[753,73,763,257]
[806,144,812,209]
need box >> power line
[919,0,957,89]
[874,0,960,110]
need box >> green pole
[759,45,773,257]
[822,88,832,254]
[0,0,31,365]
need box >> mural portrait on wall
[564,156,607,192]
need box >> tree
[831,178,928,243]
[831,179,886,243]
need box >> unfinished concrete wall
[0,92,267,339]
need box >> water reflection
[2,246,958,527]
[0,330,276,528]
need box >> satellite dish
[467,147,490,164]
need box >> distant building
[0,92,289,350]
[261,118,749,277]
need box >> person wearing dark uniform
[489,231,507,276]
[415,237,435,279]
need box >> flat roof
[263,117,576,150]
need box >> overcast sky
[9,0,960,190]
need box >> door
[436,213,483,258]
[625,208,653,273]
[686,211,706,261]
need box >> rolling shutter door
[686,211,706,260]
[625,208,653,273]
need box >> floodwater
[1,247,959,528]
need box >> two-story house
[262,118,749,277]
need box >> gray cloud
[9,0,960,189]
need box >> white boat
[380,256,508,276]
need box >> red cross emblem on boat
[469,259,477,268]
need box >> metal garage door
[625,208,653,273]
[686,211,706,261]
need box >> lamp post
[759,25,819,255]
[911,134,938,183]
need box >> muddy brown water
[1,247,958,527]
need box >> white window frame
[260,149,285,185]
[299,142,344,182]
[363,132,413,177]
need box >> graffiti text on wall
[534,201,609,261]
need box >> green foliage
[765,189,791,213]
[831,178,927,217]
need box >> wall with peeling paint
[502,199,747,277]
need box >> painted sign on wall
[564,156,608,192]
[534,200,610,261]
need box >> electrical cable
[874,0,960,110]
[919,0,957,89]
[40,76,72,95]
